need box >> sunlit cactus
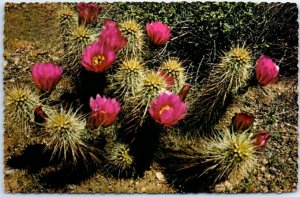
[62,25,94,73]
[5,85,40,131]
[221,46,252,93]
[188,45,253,131]
[140,71,168,99]
[201,130,258,185]
[104,142,134,176]
[160,57,187,92]
[107,58,146,102]
[42,107,90,164]
[119,19,144,58]
[159,129,258,191]
[57,7,77,48]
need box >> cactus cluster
[4,2,280,192]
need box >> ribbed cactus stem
[188,45,253,131]
[160,57,187,92]
[104,142,134,175]
[119,19,144,59]
[42,107,91,164]
[159,129,258,190]
[62,25,93,73]
[57,7,77,52]
[5,85,40,132]
[107,58,146,103]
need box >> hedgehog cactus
[107,58,146,102]
[62,26,94,73]
[121,71,169,132]
[5,85,40,131]
[57,7,77,49]
[42,107,90,164]
[104,142,134,176]
[159,129,258,191]
[119,19,144,58]
[160,57,187,92]
[201,130,258,184]
[188,45,253,131]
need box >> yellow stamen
[159,105,171,115]
[92,55,105,66]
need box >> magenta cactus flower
[32,62,63,92]
[252,129,270,148]
[89,94,120,128]
[256,55,279,86]
[77,2,101,25]
[149,92,187,127]
[146,21,172,45]
[232,112,255,131]
[81,41,116,73]
[98,19,128,52]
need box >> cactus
[187,45,253,131]
[107,58,146,102]
[42,107,93,164]
[124,70,168,129]
[62,25,94,74]
[160,57,187,92]
[5,85,40,132]
[159,129,258,191]
[119,19,144,59]
[104,142,134,177]
[201,129,258,185]
[57,7,77,48]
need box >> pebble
[155,172,165,181]
[262,158,268,165]
[4,169,15,175]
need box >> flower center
[100,110,107,114]
[159,105,171,114]
[92,55,105,66]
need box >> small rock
[4,169,16,175]
[262,158,268,165]
[155,172,165,181]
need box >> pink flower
[32,62,63,92]
[98,19,128,52]
[89,94,121,128]
[146,21,172,45]
[252,129,270,148]
[81,41,116,73]
[149,92,187,127]
[77,2,101,25]
[232,112,255,131]
[256,55,279,86]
